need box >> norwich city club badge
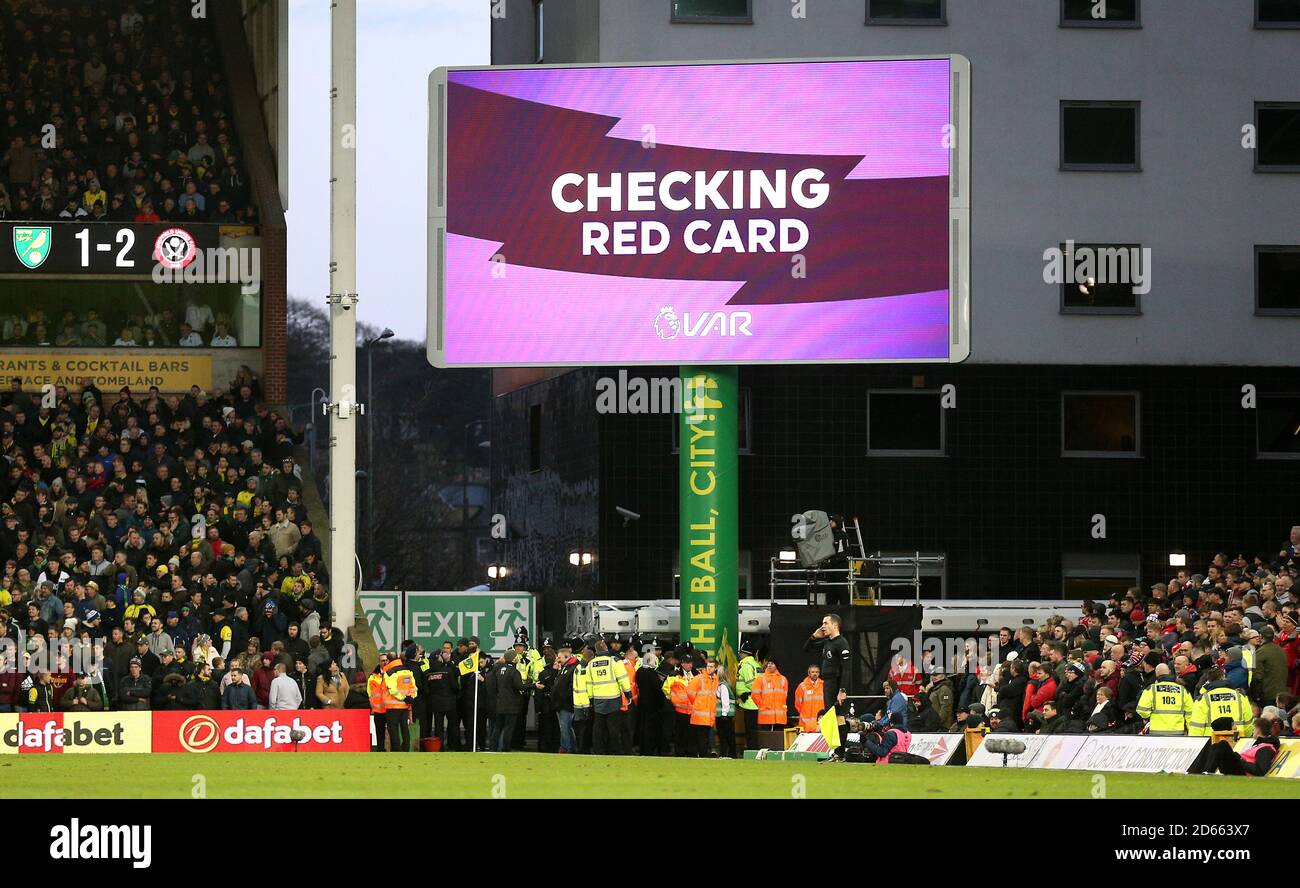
[13,226,52,269]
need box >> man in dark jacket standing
[550,642,579,753]
[222,665,257,709]
[1250,628,1289,705]
[534,645,560,753]
[489,650,525,752]
[636,653,667,755]
[1119,652,1159,723]
[117,659,152,710]
[426,649,460,750]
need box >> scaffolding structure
[768,518,946,606]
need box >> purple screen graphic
[441,59,951,365]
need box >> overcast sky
[286,0,489,342]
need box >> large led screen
[429,57,968,366]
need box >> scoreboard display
[2,221,222,276]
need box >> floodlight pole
[328,0,359,630]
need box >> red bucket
[420,736,443,752]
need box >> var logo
[654,306,752,340]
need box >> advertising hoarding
[151,711,370,753]
[429,56,969,367]
[1065,735,1208,774]
[0,712,152,754]
[0,353,213,392]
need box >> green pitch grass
[6,753,1300,798]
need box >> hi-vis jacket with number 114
[1135,679,1193,735]
[1188,681,1253,737]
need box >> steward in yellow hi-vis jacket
[382,646,420,752]
[1189,670,1254,737]
[1135,665,1193,735]
[586,638,632,755]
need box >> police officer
[1189,667,1254,738]
[1135,663,1193,735]
[572,639,594,754]
[585,637,632,755]
[512,627,542,750]
[736,640,763,753]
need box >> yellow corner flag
[818,706,840,749]
[458,650,480,677]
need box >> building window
[1258,394,1300,458]
[867,390,945,456]
[1257,0,1300,27]
[671,0,752,23]
[528,404,542,472]
[1061,101,1140,171]
[671,386,752,454]
[1061,0,1139,27]
[1255,103,1300,171]
[533,0,544,63]
[1062,553,1140,600]
[1059,243,1144,314]
[1062,392,1140,457]
[1256,246,1300,314]
[866,0,946,24]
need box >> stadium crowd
[0,374,358,714]
[0,0,255,350]
[367,538,1300,771]
[0,0,254,226]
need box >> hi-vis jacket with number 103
[585,654,632,709]
[687,671,720,727]
[382,659,419,710]
[1188,681,1254,737]
[1135,679,1193,735]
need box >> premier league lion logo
[654,306,679,340]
